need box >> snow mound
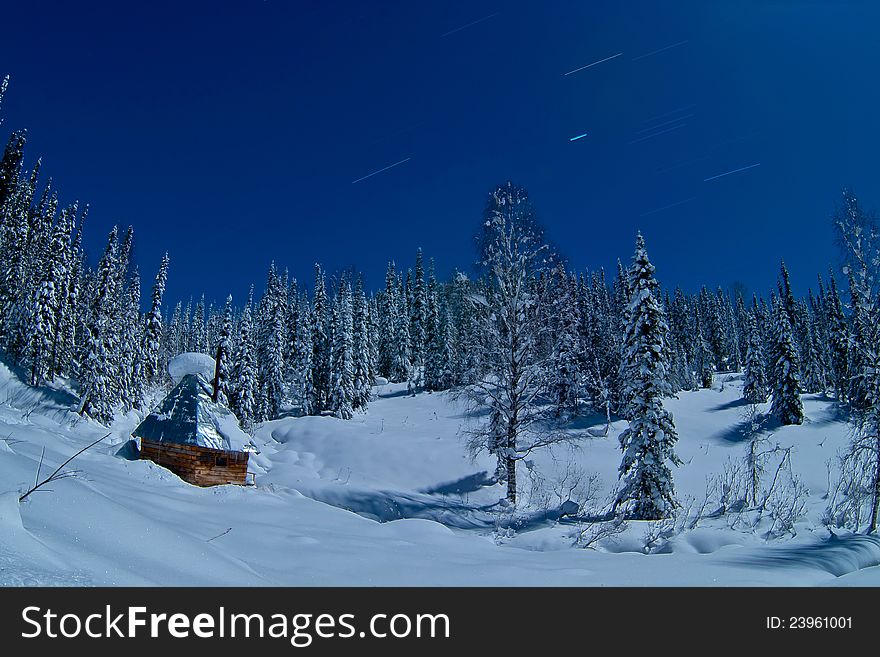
[0,492,23,533]
[168,353,216,382]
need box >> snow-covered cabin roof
[132,373,253,453]
[167,352,216,383]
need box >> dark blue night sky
[2,1,879,307]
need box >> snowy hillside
[2,358,880,587]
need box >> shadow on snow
[721,532,880,577]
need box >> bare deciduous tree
[460,182,571,506]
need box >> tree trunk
[212,345,222,402]
[506,454,516,505]
[750,439,760,507]
[870,435,880,534]
[505,410,517,504]
[78,393,90,417]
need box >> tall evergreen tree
[257,263,286,421]
[310,263,331,413]
[328,279,355,419]
[409,248,427,388]
[27,279,55,386]
[742,312,769,404]
[191,295,207,354]
[351,276,372,411]
[212,294,234,404]
[392,273,411,384]
[283,278,300,404]
[78,228,120,424]
[423,263,444,391]
[230,299,257,431]
[295,292,315,415]
[694,308,714,389]
[551,268,581,417]
[123,267,147,410]
[769,298,804,425]
[615,233,681,520]
[0,129,26,211]
[144,253,170,384]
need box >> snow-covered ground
[1,358,879,586]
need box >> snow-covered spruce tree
[165,302,183,362]
[351,276,372,411]
[448,270,480,386]
[294,292,314,415]
[805,293,831,394]
[392,273,411,384]
[847,271,871,412]
[609,259,631,410]
[742,312,768,404]
[778,260,812,358]
[366,295,380,382]
[704,289,724,371]
[550,267,581,418]
[191,295,207,354]
[724,291,743,372]
[423,266,442,391]
[377,262,397,380]
[662,291,682,394]
[283,278,300,406]
[328,279,355,419]
[0,129,26,208]
[144,252,169,385]
[257,263,286,421]
[425,264,457,393]
[229,299,257,431]
[112,229,136,401]
[614,233,681,520]
[0,157,38,353]
[799,318,825,394]
[310,263,331,413]
[769,297,804,426]
[179,298,192,354]
[706,287,728,371]
[693,308,714,389]
[436,295,457,391]
[27,279,55,386]
[584,269,623,410]
[121,266,146,411]
[204,301,218,361]
[811,277,830,346]
[78,228,120,424]
[409,248,427,389]
[21,203,69,385]
[732,292,749,373]
[57,207,84,378]
[45,207,74,379]
[212,294,233,404]
[755,297,771,367]
[577,274,599,402]
[462,182,569,506]
[667,288,697,391]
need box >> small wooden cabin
[133,358,255,487]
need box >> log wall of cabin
[139,439,249,487]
